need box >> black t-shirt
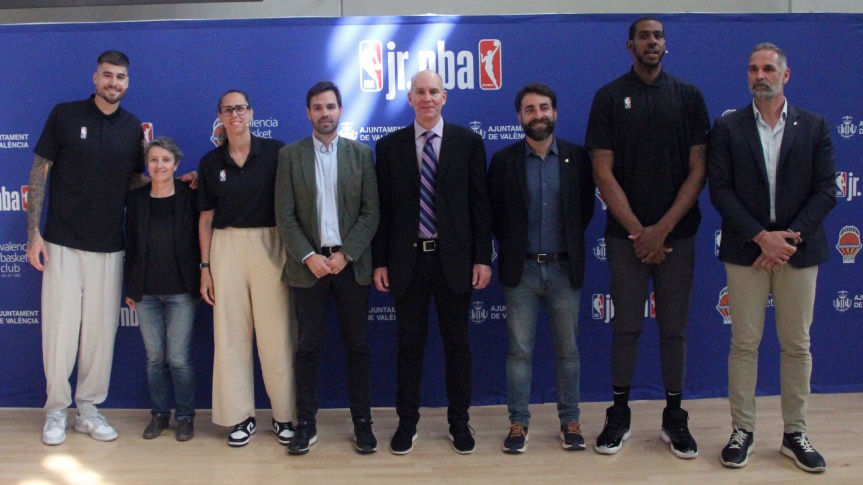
[143,196,186,296]
[33,96,144,252]
[585,69,710,240]
[197,135,285,229]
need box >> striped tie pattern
[419,131,437,238]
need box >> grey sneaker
[42,410,67,446]
[74,411,118,442]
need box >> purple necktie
[419,131,437,238]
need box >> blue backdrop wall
[1,13,861,411]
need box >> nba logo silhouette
[142,122,154,144]
[837,172,848,198]
[359,41,383,92]
[592,294,605,320]
[478,39,502,90]
[21,186,28,212]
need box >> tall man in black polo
[275,82,380,455]
[488,83,594,454]
[27,51,147,446]
[585,17,710,459]
[709,43,834,473]
[373,69,493,455]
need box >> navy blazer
[487,138,594,288]
[124,179,201,301]
[708,103,836,268]
[372,122,492,296]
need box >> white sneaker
[74,412,118,442]
[43,410,67,445]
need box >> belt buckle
[421,240,437,252]
[536,253,553,263]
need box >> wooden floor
[3,393,861,485]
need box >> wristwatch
[199,263,210,269]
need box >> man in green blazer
[275,81,380,456]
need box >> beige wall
[1,0,862,24]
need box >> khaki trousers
[210,227,296,426]
[42,242,123,416]
[725,262,818,434]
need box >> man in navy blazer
[372,69,492,455]
[708,42,835,473]
[488,83,594,454]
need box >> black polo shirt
[34,96,144,252]
[198,135,285,229]
[585,68,710,240]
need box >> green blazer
[275,136,379,288]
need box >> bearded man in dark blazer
[708,42,835,473]
[372,69,492,456]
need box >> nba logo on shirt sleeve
[359,41,383,92]
[478,39,502,90]
[80,127,87,139]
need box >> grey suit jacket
[275,136,379,288]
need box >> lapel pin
[564,158,570,163]
[794,122,798,125]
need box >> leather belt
[418,239,437,252]
[526,252,569,263]
[320,246,341,255]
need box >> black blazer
[372,122,493,296]
[125,179,201,301]
[488,138,594,288]
[708,103,836,268]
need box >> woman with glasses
[125,137,200,441]
[197,90,296,447]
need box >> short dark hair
[514,83,557,113]
[97,50,130,68]
[628,16,663,41]
[306,81,342,108]
[217,89,250,112]
[145,136,183,165]
[751,42,788,71]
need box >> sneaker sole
[389,432,418,455]
[720,444,754,468]
[780,445,826,473]
[42,433,66,446]
[448,433,476,455]
[660,429,699,459]
[275,433,294,446]
[74,424,118,442]
[288,435,318,455]
[502,436,528,454]
[560,433,585,451]
[594,428,631,455]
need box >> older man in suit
[488,83,594,454]
[275,81,380,455]
[708,43,835,473]
[372,69,492,455]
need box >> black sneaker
[176,417,194,442]
[448,422,476,454]
[560,422,585,450]
[660,407,698,459]
[354,418,377,454]
[288,421,318,455]
[781,432,826,473]
[272,419,295,446]
[390,424,417,455]
[720,427,753,468]
[227,417,256,447]
[502,423,528,454]
[594,405,631,455]
[142,414,169,440]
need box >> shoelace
[727,428,748,449]
[793,434,816,453]
[508,424,526,437]
[87,413,109,428]
[46,413,64,429]
[564,423,581,435]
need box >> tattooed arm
[26,155,52,271]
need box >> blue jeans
[136,293,198,419]
[504,260,581,427]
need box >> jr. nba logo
[478,39,502,90]
[359,41,383,92]
[837,172,848,198]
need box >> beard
[522,117,555,141]
[750,80,782,100]
[634,48,664,69]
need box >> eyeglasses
[219,104,250,116]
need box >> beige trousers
[210,227,296,426]
[42,242,123,416]
[725,262,818,434]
